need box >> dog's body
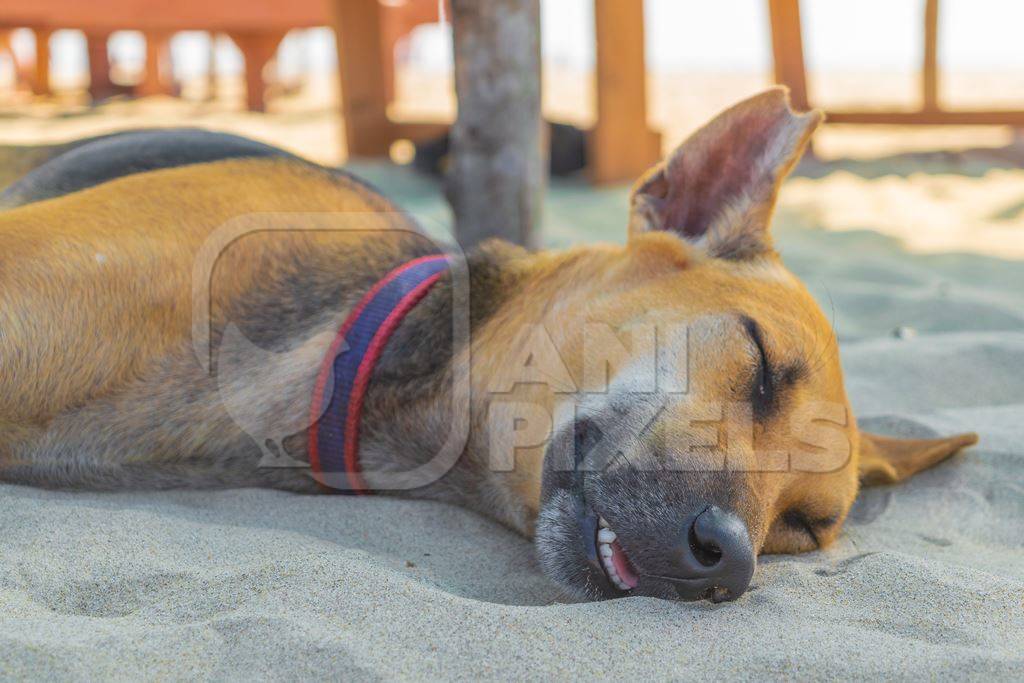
[0,137,466,491]
[0,91,976,602]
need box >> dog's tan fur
[0,90,976,596]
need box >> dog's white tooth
[599,544,613,558]
[600,557,631,591]
[597,528,617,544]
[598,516,609,529]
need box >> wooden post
[330,0,393,157]
[32,28,52,96]
[591,0,661,184]
[229,31,284,112]
[206,32,218,101]
[447,0,544,248]
[86,31,115,101]
[922,0,939,111]
[767,0,810,110]
[0,31,12,88]
[138,31,173,97]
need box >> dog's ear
[857,431,979,486]
[629,87,822,260]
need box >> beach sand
[0,75,1022,679]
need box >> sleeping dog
[0,90,976,602]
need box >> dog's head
[526,89,977,602]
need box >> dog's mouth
[573,495,640,594]
[594,515,639,592]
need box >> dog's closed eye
[740,315,808,421]
[744,316,774,419]
[780,509,841,549]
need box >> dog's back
[0,129,296,209]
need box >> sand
[1,75,1023,679]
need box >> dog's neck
[353,237,665,533]
[353,239,536,527]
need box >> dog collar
[308,254,449,493]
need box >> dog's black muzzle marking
[542,414,757,602]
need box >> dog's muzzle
[583,503,756,602]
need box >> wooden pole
[591,0,661,184]
[207,33,218,101]
[447,0,544,249]
[85,31,115,101]
[922,0,939,111]
[31,28,52,96]
[767,0,810,110]
[138,31,173,97]
[330,0,393,157]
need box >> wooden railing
[0,0,329,110]
[768,0,1024,126]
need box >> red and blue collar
[308,254,449,493]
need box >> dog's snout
[662,505,755,602]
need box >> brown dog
[0,89,976,602]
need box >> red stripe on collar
[308,254,449,493]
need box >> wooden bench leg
[86,31,115,101]
[137,30,174,97]
[767,0,810,110]
[590,0,661,184]
[206,32,218,101]
[922,0,939,111]
[229,31,285,112]
[329,0,393,157]
[32,28,52,96]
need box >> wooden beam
[0,0,325,33]
[591,0,661,184]
[448,0,543,248]
[825,109,1024,126]
[922,0,939,111]
[767,0,810,110]
[330,0,393,157]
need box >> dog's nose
[665,505,755,601]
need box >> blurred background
[0,0,1022,256]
